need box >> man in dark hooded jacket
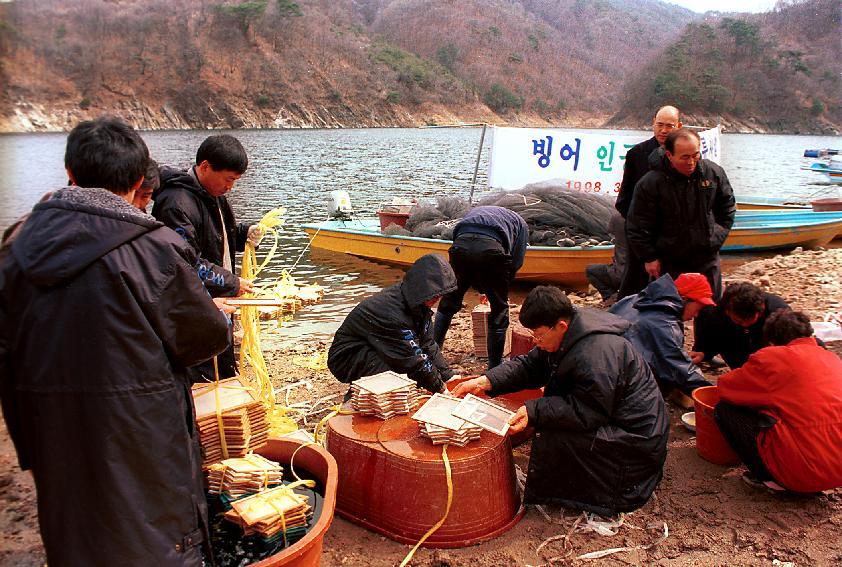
[621,128,736,300]
[433,205,529,369]
[610,273,714,397]
[328,254,457,393]
[454,286,668,516]
[152,134,262,378]
[0,117,230,567]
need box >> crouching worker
[328,254,457,394]
[609,273,713,397]
[453,286,668,516]
[0,117,231,566]
[715,310,842,494]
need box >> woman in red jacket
[715,310,842,493]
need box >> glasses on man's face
[529,324,556,344]
[676,152,701,163]
[654,122,678,130]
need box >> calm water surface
[1,128,839,346]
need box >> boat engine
[328,190,354,220]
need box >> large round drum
[325,411,524,548]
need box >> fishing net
[401,183,614,247]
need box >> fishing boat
[302,211,842,287]
[802,156,842,184]
[735,195,809,210]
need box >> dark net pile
[383,182,615,247]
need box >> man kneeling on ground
[609,273,713,398]
[453,286,668,516]
[328,254,457,394]
[715,309,842,494]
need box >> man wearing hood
[620,128,736,299]
[0,117,231,566]
[610,273,714,397]
[152,134,263,379]
[453,286,668,516]
[328,254,457,393]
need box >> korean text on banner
[488,126,721,192]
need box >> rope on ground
[532,509,669,565]
[399,444,454,567]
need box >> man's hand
[508,406,529,434]
[247,224,266,248]
[451,375,491,398]
[237,277,255,296]
[213,297,236,315]
[689,351,705,364]
[644,259,661,279]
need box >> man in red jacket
[715,309,842,493]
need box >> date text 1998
[565,180,620,193]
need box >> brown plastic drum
[325,412,524,548]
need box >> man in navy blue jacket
[433,205,529,369]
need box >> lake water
[1,127,839,346]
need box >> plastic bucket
[325,412,524,548]
[251,438,338,567]
[691,386,740,466]
[509,323,535,358]
[377,210,411,230]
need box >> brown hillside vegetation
[0,0,837,133]
[611,0,842,133]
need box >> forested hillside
[0,0,837,133]
[611,0,841,133]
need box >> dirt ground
[1,248,841,567]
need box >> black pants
[586,213,627,300]
[714,401,777,481]
[435,234,512,368]
[619,254,723,301]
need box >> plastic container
[325,411,524,548]
[251,438,338,567]
[811,198,842,212]
[377,210,411,230]
[509,323,536,358]
[691,386,740,466]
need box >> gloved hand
[247,224,266,248]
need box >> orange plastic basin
[251,439,338,567]
[325,411,524,548]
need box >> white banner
[488,126,721,193]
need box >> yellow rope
[238,208,298,436]
[399,444,453,567]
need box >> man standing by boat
[624,128,736,300]
[153,134,264,379]
[432,205,529,369]
[613,105,682,299]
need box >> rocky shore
[1,247,840,566]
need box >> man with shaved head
[587,106,681,303]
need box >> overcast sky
[666,0,778,13]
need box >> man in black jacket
[593,106,681,302]
[328,254,457,393]
[153,134,262,378]
[622,128,736,300]
[0,117,231,566]
[691,281,791,369]
[453,286,668,516]
[433,206,529,369]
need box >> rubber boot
[486,327,507,370]
[433,311,453,347]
